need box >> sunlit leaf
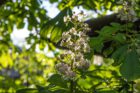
[0,53,13,68]
[50,26,62,43]
[98,90,117,93]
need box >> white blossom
[117,0,138,22]
[74,58,90,70]
[64,15,71,22]
[65,70,76,78]
[56,12,91,79]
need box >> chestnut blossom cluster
[56,12,91,79]
[61,27,90,52]
[117,0,138,22]
[56,62,76,78]
[73,53,90,70]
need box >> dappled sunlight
[0,0,140,92]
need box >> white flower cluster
[61,27,90,52]
[117,0,138,22]
[56,62,76,78]
[73,53,90,70]
[56,12,91,78]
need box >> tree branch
[85,13,140,37]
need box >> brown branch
[85,13,140,37]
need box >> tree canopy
[0,0,140,93]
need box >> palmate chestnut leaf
[120,50,140,80]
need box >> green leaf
[16,86,51,93]
[84,51,94,60]
[112,45,128,66]
[50,26,62,43]
[16,21,25,29]
[53,89,69,93]
[113,33,126,43]
[120,50,140,80]
[48,74,68,88]
[99,26,115,37]
[77,78,92,89]
[110,22,121,28]
[89,37,104,52]
[16,88,38,93]
[103,46,114,57]
[40,7,72,42]
[40,24,55,39]
[99,24,121,38]
[98,90,117,93]
[36,85,52,93]
[136,34,140,40]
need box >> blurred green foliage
[0,0,140,93]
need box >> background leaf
[120,50,140,80]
